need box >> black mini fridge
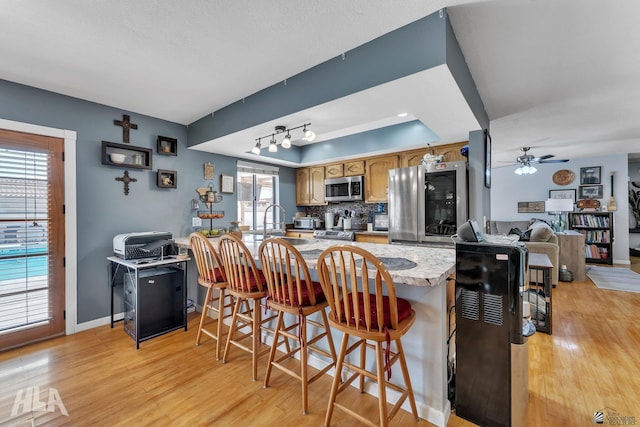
[455,241,529,427]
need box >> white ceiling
[1,0,639,168]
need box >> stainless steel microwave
[325,176,364,202]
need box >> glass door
[424,170,458,236]
[0,129,65,351]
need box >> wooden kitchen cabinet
[355,233,388,244]
[296,166,325,206]
[285,231,315,239]
[399,142,468,167]
[344,160,365,176]
[325,163,344,178]
[365,155,398,203]
[399,149,425,168]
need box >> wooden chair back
[218,234,264,296]
[258,238,319,311]
[189,232,226,288]
[317,245,401,334]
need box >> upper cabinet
[365,155,398,203]
[399,149,425,168]
[325,163,344,179]
[325,160,365,178]
[344,160,365,176]
[296,166,326,206]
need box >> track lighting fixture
[251,123,313,156]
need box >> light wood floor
[1,262,639,426]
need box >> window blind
[0,148,52,333]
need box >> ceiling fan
[509,146,569,175]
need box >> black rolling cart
[109,256,189,349]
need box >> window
[237,161,279,230]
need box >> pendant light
[281,132,292,149]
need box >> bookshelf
[568,212,613,265]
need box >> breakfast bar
[175,235,456,427]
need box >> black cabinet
[110,257,187,348]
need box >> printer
[113,231,174,260]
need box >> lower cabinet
[285,231,315,239]
[355,233,388,244]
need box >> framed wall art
[549,189,576,201]
[580,166,601,185]
[220,174,235,193]
[517,201,545,213]
[579,184,603,199]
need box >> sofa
[488,220,559,287]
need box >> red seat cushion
[271,280,326,307]
[207,267,225,283]
[237,269,266,292]
[343,292,412,329]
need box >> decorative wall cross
[113,114,138,143]
[115,171,137,195]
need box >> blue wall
[0,79,297,323]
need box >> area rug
[586,266,640,293]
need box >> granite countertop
[176,234,454,288]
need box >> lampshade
[251,140,261,155]
[515,164,537,175]
[281,133,291,148]
[268,138,277,152]
[545,198,574,212]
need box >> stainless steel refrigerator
[388,161,468,245]
[455,241,529,427]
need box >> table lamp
[545,198,574,232]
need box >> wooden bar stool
[189,232,232,360]
[316,245,419,427]
[258,238,337,415]
[218,234,275,381]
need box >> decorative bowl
[110,153,126,164]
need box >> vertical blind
[0,148,52,333]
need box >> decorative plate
[552,169,575,186]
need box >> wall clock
[552,169,575,186]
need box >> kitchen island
[175,235,455,427]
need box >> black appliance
[324,175,364,202]
[455,241,529,427]
[124,266,186,348]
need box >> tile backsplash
[305,202,387,230]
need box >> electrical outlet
[192,217,202,227]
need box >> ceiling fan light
[281,133,291,148]
[528,165,537,174]
[514,167,524,175]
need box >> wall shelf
[157,136,177,156]
[102,141,152,170]
[157,169,177,188]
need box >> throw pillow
[528,222,554,242]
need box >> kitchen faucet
[263,204,286,238]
